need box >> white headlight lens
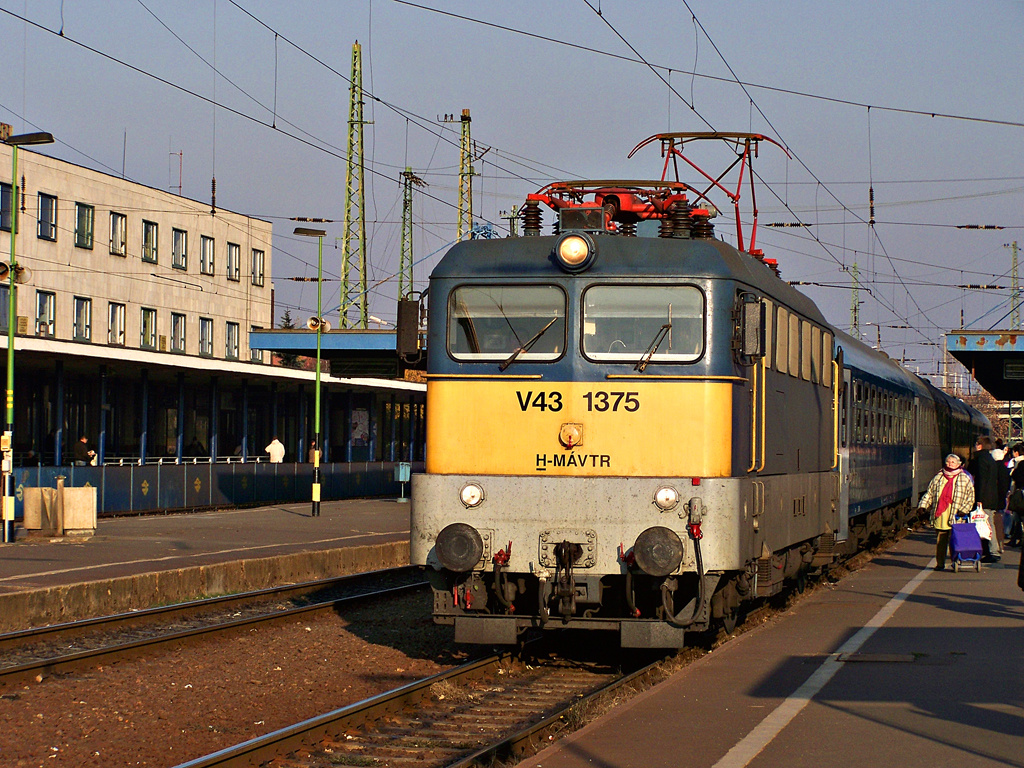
[654,486,680,511]
[459,483,484,508]
[558,235,590,266]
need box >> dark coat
[968,451,1010,510]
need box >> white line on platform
[711,558,937,768]
[0,530,409,584]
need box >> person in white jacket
[265,437,286,463]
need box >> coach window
[788,313,799,377]
[582,285,704,363]
[800,321,812,381]
[448,285,566,362]
[776,307,788,374]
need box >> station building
[0,140,425,514]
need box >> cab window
[582,284,704,363]
[447,285,566,361]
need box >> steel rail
[0,565,418,653]
[171,654,507,768]
[0,581,428,685]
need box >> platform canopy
[947,330,1024,400]
[249,329,425,378]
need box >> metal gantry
[341,41,368,329]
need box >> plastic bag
[970,504,992,541]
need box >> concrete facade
[1,144,273,361]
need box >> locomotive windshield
[447,285,566,362]
[582,285,704,362]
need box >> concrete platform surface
[0,498,412,631]
[517,532,1024,768]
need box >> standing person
[918,454,975,571]
[991,438,1006,463]
[1007,443,1024,548]
[265,436,286,463]
[969,435,1009,561]
[72,435,96,466]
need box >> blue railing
[10,461,424,518]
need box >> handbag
[1009,489,1024,514]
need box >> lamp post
[294,226,327,518]
[3,130,54,543]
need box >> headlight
[654,486,680,511]
[459,482,484,508]
[554,232,596,272]
[435,522,484,572]
[633,526,684,577]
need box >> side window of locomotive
[809,326,821,384]
[788,313,799,377]
[800,321,812,382]
[581,285,704,362]
[447,285,566,362]
[763,300,774,369]
[822,332,833,387]
[776,307,788,374]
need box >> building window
[142,220,158,263]
[226,242,240,281]
[171,312,186,352]
[251,249,265,287]
[36,291,55,336]
[141,307,157,349]
[108,302,125,345]
[0,285,8,333]
[172,228,188,270]
[200,236,214,275]
[73,296,92,341]
[75,203,94,249]
[225,321,239,360]
[250,325,263,362]
[110,212,127,255]
[37,193,57,241]
[199,317,213,356]
[0,182,10,232]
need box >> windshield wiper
[499,316,559,371]
[634,323,672,372]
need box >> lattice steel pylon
[1009,241,1020,330]
[457,109,474,241]
[341,41,368,329]
[400,168,426,300]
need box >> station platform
[518,531,1024,768]
[0,498,412,632]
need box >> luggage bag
[949,521,982,572]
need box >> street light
[3,130,54,543]
[294,226,327,518]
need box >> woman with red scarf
[917,454,976,570]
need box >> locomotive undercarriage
[412,474,913,648]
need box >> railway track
[168,529,917,768]
[173,645,667,768]
[0,567,427,685]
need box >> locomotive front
[410,176,780,648]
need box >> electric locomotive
[410,134,988,648]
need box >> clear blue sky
[2,0,1022,383]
